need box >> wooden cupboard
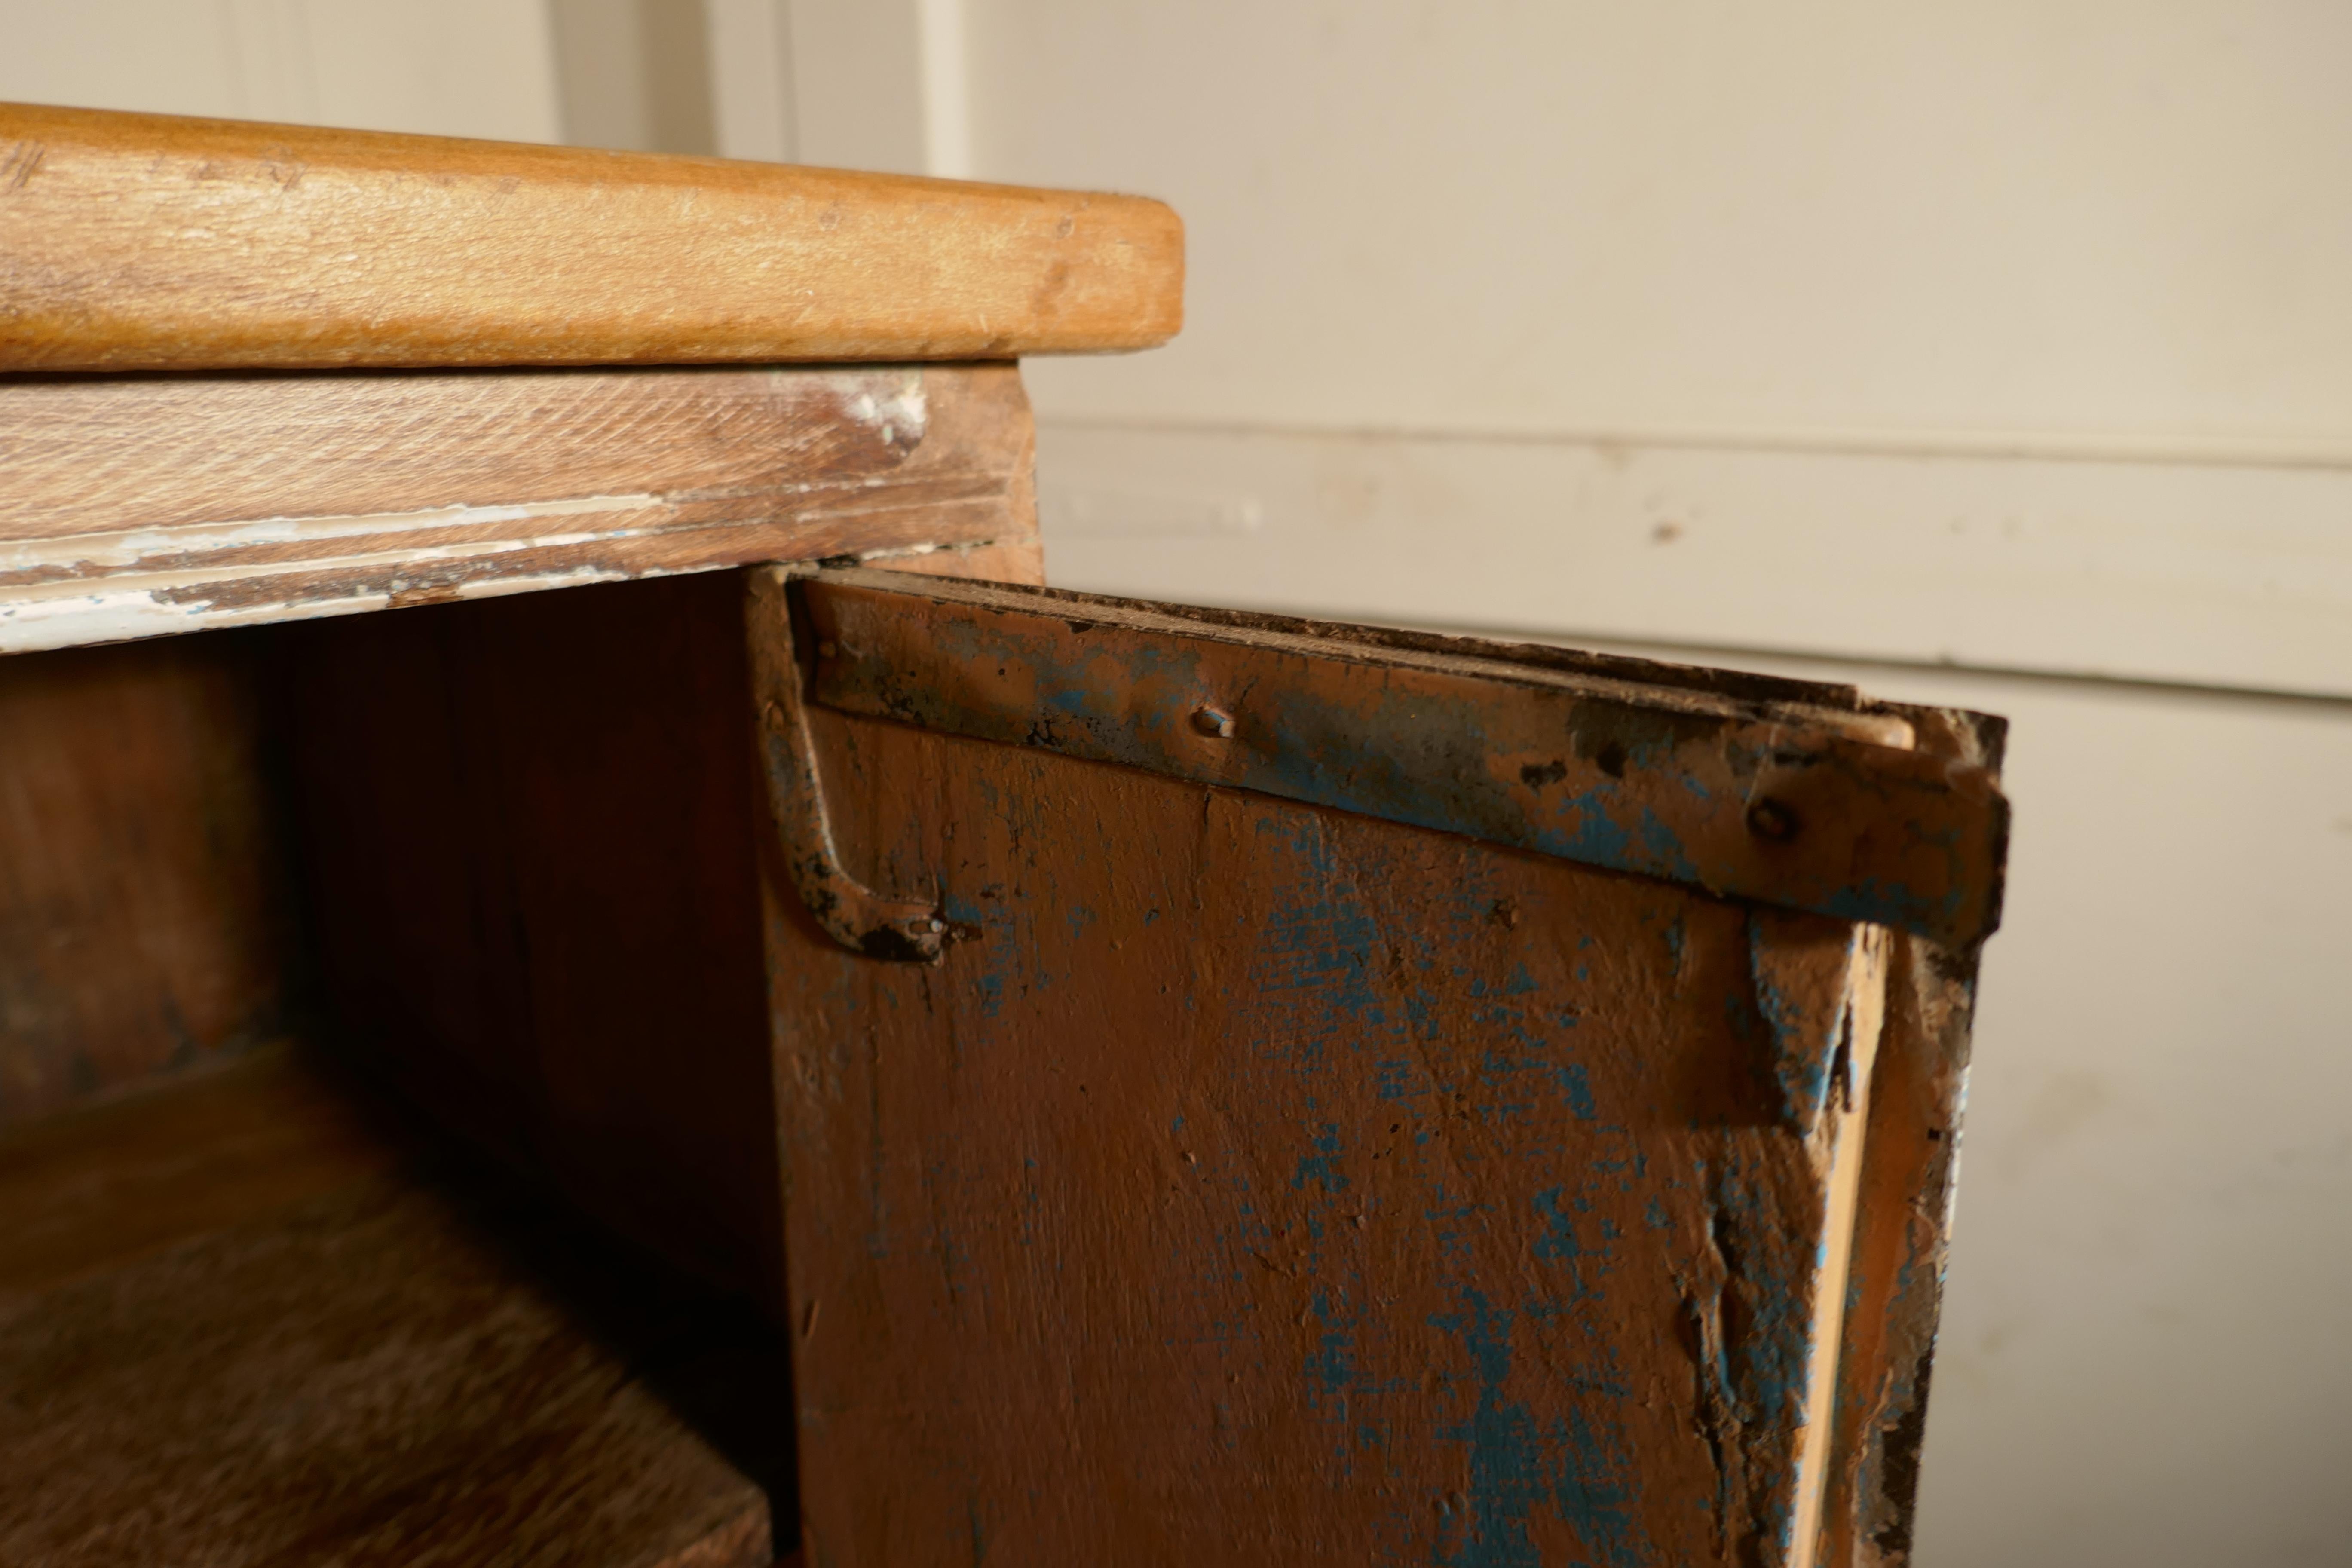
[0,106,2003,1568]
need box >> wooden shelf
[0,1047,791,1568]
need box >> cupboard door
[747,568,2006,1568]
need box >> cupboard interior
[0,570,791,1568]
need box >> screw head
[1191,706,1236,738]
[1746,799,1800,843]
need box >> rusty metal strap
[796,569,2009,947]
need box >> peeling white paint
[842,371,930,449]
[0,493,668,576]
[0,525,1034,655]
[0,558,679,654]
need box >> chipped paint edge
[0,535,1030,655]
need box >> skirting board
[1036,420,2352,702]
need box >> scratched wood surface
[0,1047,788,1568]
[0,361,1036,652]
[766,712,1905,1566]
[0,103,1182,373]
[0,633,294,1130]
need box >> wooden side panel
[0,103,1182,374]
[0,361,1038,652]
[275,572,787,1306]
[767,710,1889,1567]
[0,634,294,1130]
[275,546,1042,1312]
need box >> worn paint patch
[772,590,1990,1565]
[801,570,2008,945]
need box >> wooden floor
[0,1047,790,1568]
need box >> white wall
[976,1,2352,703]
[0,0,562,142]
[934,7,2352,1565]
[8,7,2348,1563]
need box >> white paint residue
[844,373,929,447]
[0,493,668,576]
[0,561,665,655]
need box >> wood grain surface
[0,104,1182,373]
[0,634,294,1131]
[0,361,1038,652]
[271,547,1041,1318]
[0,1048,786,1568]
[763,706,1899,1567]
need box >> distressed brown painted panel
[0,361,1035,651]
[766,710,1891,1566]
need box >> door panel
[747,569,2006,1568]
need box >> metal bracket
[746,566,945,962]
[793,568,2009,948]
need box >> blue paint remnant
[1661,916,1685,973]
[1144,906,1161,925]
[1293,1122,1352,1193]
[1633,805,1700,882]
[1750,914,1850,1130]
[1247,812,1400,1076]
[1558,1062,1599,1122]
[1301,1286,1375,1477]
[1698,1153,1827,1563]
[1376,1057,1424,1101]
[1170,1115,1185,1134]
[1427,1287,1647,1568]
[1531,1189,1580,1262]
[1307,1324,1355,1395]
[1709,1160,1813,1429]
[943,888,1017,1020]
[1065,902,1098,939]
[1425,1197,1493,1264]
[1531,1188,1605,1305]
